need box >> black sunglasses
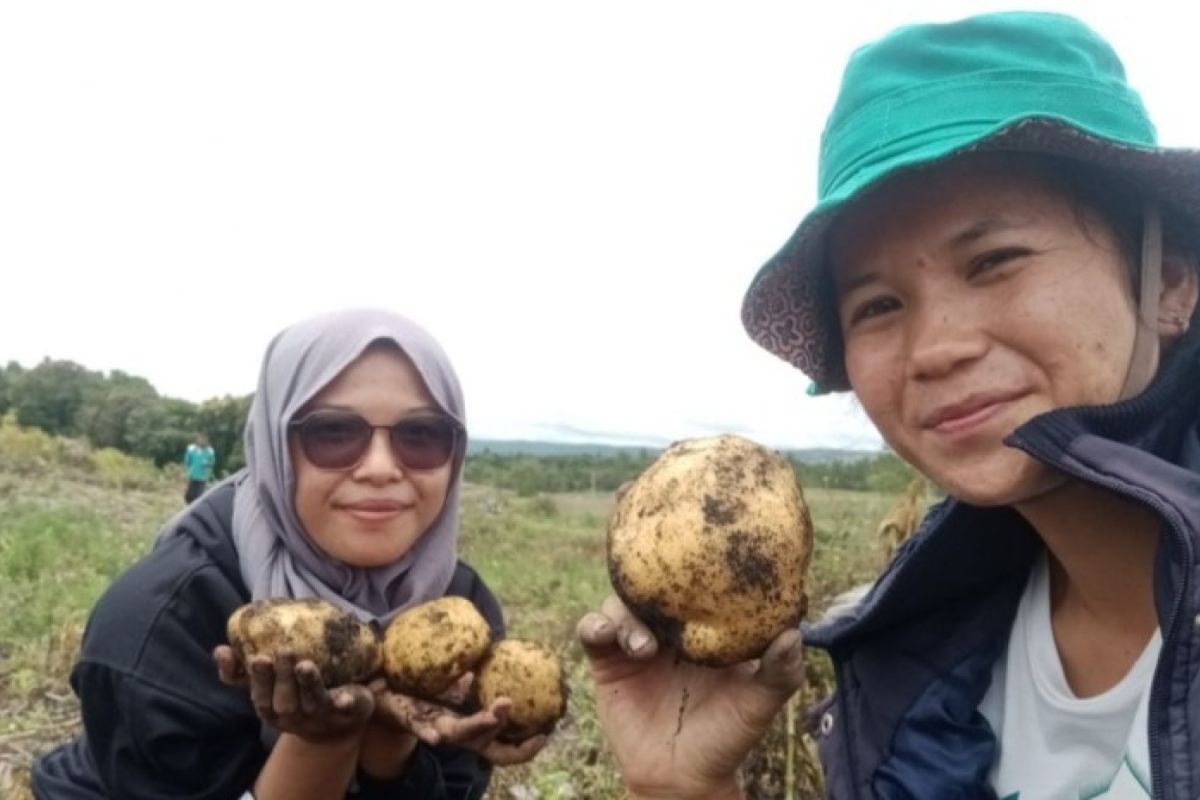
[289,409,463,472]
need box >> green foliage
[88,448,163,491]
[2,358,252,472]
[193,395,252,474]
[0,417,66,474]
[8,359,103,436]
[465,450,656,496]
[791,451,917,493]
[0,361,14,416]
[0,505,150,648]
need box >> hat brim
[741,118,1200,391]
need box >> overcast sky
[3,1,1198,450]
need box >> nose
[905,304,989,381]
[352,428,404,483]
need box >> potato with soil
[226,598,382,686]
[382,596,492,700]
[474,640,566,742]
[607,434,813,666]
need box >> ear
[1158,251,1199,346]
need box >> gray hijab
[231,308,466,626]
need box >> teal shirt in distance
[184,444,215,481]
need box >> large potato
[474,640,566,742]
[226,598,382,686]
[382,596,491,700]
[607,434,813,666]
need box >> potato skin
[474,640,566,742]
[381,596,492,700]
[607,435,814,666]
[226,598,382,686]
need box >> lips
[336,499,411,521]
[921,389,1027,434]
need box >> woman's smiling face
[831,155,1140,505]
[290,344,455,567]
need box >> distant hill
[467,438,879,463]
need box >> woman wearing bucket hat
[579,11,1200,799]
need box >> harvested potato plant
[475,640,566,742]
[226,598,382,686]
[607,434,813,666]
[382,596,492,700]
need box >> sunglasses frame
[288,409,464,472]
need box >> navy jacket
[32,482,504,800]
[806,331,1200,800]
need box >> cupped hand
[369,674,547,766]
[577,595,806,800]
[213,644,375,744]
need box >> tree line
[0,358,914,493]
[0,359,250,474]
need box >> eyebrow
[945,215,1031,249]
[835,215,1034,296]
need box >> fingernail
[628,631,650,653]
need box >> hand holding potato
[370,676,547,766]
[578,595,806,800]
[214,645,376,744]
[585,435,814,798]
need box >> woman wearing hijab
[33,309,542,799]
[579,12,1200,799]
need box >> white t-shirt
[978,552,1161,799]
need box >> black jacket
[32,482,504,800]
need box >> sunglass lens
[391,417,457,470]
[300,414,370,469]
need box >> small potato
[226,598,381,686]
[382,596,491,700]
[474,640,566,742]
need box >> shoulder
[81,483,246,677]
[445,560,506,640]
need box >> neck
[1015,478,1159,645]
[1017,482,1156,695]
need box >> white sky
[2,1,1198,450]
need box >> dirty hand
[214,645,375,744]
[577,595,806,800]
[369,674,547,766]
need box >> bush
[0,418,64,474]
[89,447,163,490]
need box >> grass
[1,464,909,799]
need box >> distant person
[579,12,1200,798]
[183,433,216,502]
[33,309,543,799]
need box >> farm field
[0,441,906,799]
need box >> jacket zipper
[1009,432,1193,800]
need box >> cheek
[846,344,906,431]
[416,468,453,517]
[291,462,334,534]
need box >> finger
[484,734,547,766]
[296,661,330,716]
[332,685,376,723]
[213,646,248,687]
[249,657,276,718]
[436,706,504,743]
[753,628,806,693]
[272,651,299,716]
[576,611,619,655]
[578,596,658,661]
[388,697,443,746]
[440,672,474,707]
[600,595,657,659]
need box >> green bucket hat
[741,11,1200,393]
